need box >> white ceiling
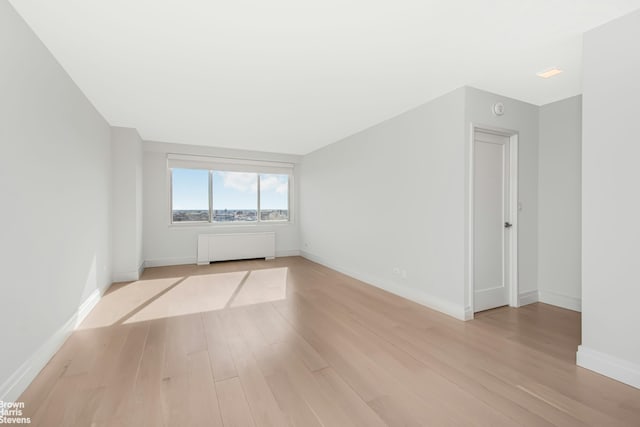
[9,0,640,154]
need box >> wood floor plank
[30,373,85,427]
[130,319,167,427]
[18,353,70,421]
[186,350,224,426]
[262,341,357,427]
[221,309,291,427]
[272,298,388,403]
[84,324,133,390]
[160,372,189,426]
[258,302,329,372]
[265,372,323,427]
[216,377,257,427]
[93,322,149,423]
[203,310,238,381]
[312,367,387,427]
[70,386,106,427]
[163,313,207,379]
[63,327,116,378]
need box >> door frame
[468,124,519,316]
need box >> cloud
[260,174,288,194]
[219,172,257,193]
[215,172,288,194]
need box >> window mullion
[209,170,213,223]
[257,173,261,222]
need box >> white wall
[578,9,640,389]
[111,127,144,281]
[464,87,540,310]
[299,87,540,320]
[0,0,112,400]
[538,96,582,311]
[300,88,468,319]
[143,141,301,266]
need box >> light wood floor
[19,257,640,426]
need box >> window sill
[168,221,293,228]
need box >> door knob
[505,222,513,228]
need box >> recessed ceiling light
[536,68,563,79]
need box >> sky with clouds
[172,168,288,211]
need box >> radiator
[197,232,276,265]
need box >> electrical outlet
[392,267,401,276]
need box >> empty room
[1,0,639,425]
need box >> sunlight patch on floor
[124,271,247,324]
[230,267,289,308]
[78,277,183,329]
[78,267,291,327]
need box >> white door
[473,130,512,312]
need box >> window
[169,155,292,224]
[260,174,289,221]
[212,171,257,222]
[171,168,210,222]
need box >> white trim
[539,290,581,312]
[76,289,101,328]
[167,221,295,229]
[508,131,519,307]
[518,290,539,306]
[144,257,197,268]
[167,153,294,173]
[112,270,141,283]
[144,251,299,268]
[0,289,102,402]
[142,140,303,164]
[138,260,145,278]
[301,251,467,321]
[276,249,301,257]
[468,124,519,314]
[112,262,145,283]
[577,346,640,389]
[463,306,474,321]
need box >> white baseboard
[112,260,145,282]
[519,290,539,306]
[276,249,301,257]
[300,251,467,321]
[146,251,300,268]
[0,288,102,403]
[577,345,640,389]
[138,260,145,278]
[75,289,101,328]
[463,306,474,321]
[112,270,139,283]
[539,290,581,312]
[144,257,197,268]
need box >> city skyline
[172,208,289,222]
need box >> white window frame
[167,154,294,226]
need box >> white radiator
[197,232,276,265]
